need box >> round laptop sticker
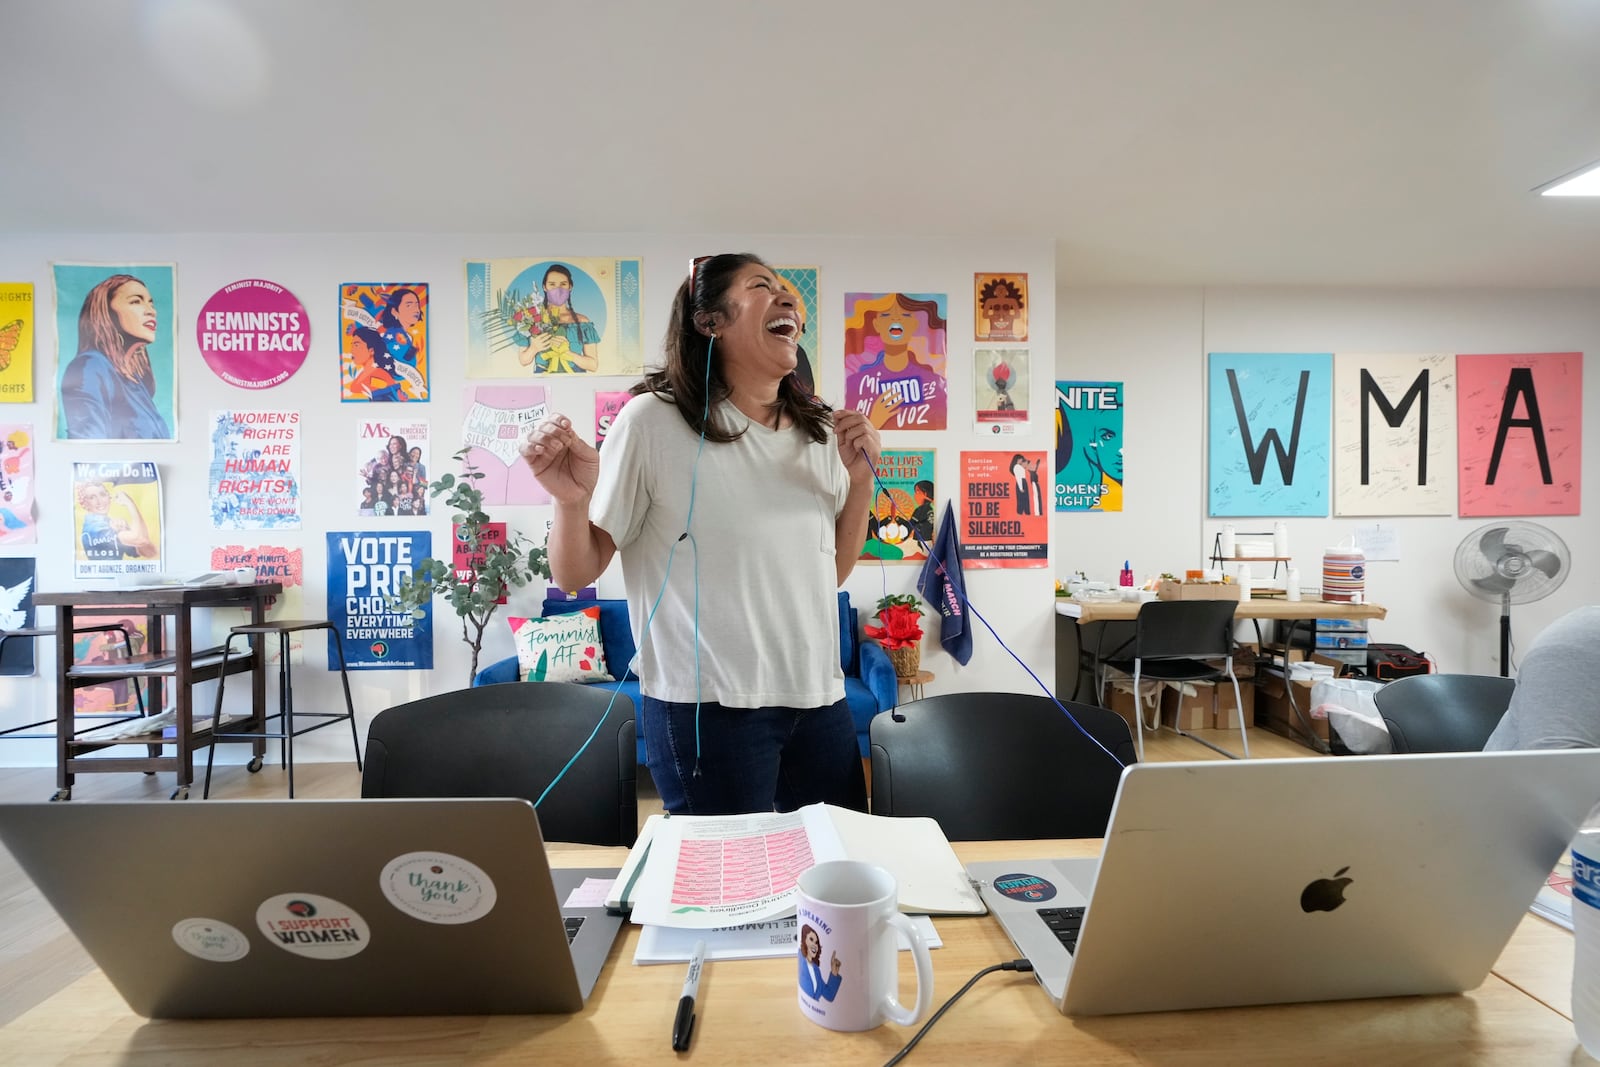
[992,873,1058,903]
[255,893,371,959]
[379,851,498,925]
[171,917,250,962]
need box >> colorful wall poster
[1207,353,1332,517]
[0,424,36,544]
[196,279,310,389]
[1054,381,1124,513]
[53,263,177,441]
[327,531,432,670]
[0,557,37,676]
[339,283,428,401]
[465,257,642,377]
[0,283,35,402]
[595,390,632,449]
[843,292,948,431]
[71,460,162,580]
[208,545,305,663]
[774,265,820,395]
[1333,354,1456,516]
[453,521,508,605]
[1457,352,1582,516]
[959,451,1049,569]
[974,349,1029,435]
[207,410,302,529]
[974,273,1028,343]
[71,609,151,716]
[356,418,430,518]
[861,449,935,564]
[461,386,550,505]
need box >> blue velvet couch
[473,591,898,765]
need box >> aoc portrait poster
[53,264,177,442]
[464,257,642,378]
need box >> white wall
[1055,284,1600,674]
[0,232,1057,767]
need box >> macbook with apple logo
[966,749,1600,1016]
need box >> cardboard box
[1160,680,1255,731]
[1156,579,1241,602]
[1105,683,1154,739]
[1214,681,1254,730]
[1253,654,1342,745]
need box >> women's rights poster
[1456,352,1582,516]
[0,283,35,402]
[208,410,302,529]
[326,531,432,670]
[465,257,642,377]
[461,386,550,505]
[842,293,948,431]
[356,418,430,518]
[339,283,429,401]
[959,451,1048,569]
[974,350,1029,435]
[71,460,162,579]
[208,545,305,663]
[861,449,934,564]
[0,424,36,544]
[53,263,177,441]
[1055,381,1124,513]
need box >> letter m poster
[1457,353,1581,516]
[1208,353,1331,517]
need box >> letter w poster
[1208,353,1331,517]
[208,410,302,528]
[960,451,1048,569]
[326,531,432,670]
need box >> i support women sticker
[255,893,371,959]
[171,917,250,962]
[379,851,498,925]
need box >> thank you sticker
[171,917,250,962]
[255,892,370,959]
[380,851,498,924]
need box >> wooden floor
[0,724,1316,1027]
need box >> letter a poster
[326,531,432,670]
[959,451,1048,569]
[208,410,302,529]
[1456,352,1582,516]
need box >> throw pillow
[507,606,612,683]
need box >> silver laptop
[968,750,1600,1016]
[0,797,624,1018]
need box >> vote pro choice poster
[326,531,431,669]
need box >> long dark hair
[377,287,420,332]
[76,274,156,394]
[634,253,829,444]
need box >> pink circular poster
[197,279,310,389]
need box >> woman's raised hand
[520,414,600,504]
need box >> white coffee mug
[795,860,933,1032]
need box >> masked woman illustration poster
[843,292,948,431]
[465,257,641,377]
[54,264,177,441]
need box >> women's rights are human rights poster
[464,257,642,378]
[53,263,177,442]
[326,531,432,670]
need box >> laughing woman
[61,274,171,440]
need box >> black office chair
[362,681,638,847]
[868,693,1134,841]
[1099,599,1248,760]
[1372,673,1515,753]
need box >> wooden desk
[1055,596,1388,625]
[33,583,282,801]
[1,839,1582,1065]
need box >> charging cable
[880,958,1034,1066]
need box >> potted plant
[865,593,926,680]
[389,449,550,686]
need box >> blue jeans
[641,696,867,816]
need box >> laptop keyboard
[1037,906,1085,954]
[564,916,586,945]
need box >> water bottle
[1573,813,1600,1057]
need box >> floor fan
[1453,522,1570,677]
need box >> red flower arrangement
[864,595,924,650]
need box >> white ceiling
[4,0,1600,287]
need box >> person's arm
[112,490,158,557]
[521,414,615,590]
[831,410,881,585]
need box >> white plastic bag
[1311,676,1391,754]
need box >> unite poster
[326,531,432,670]
[1054,381,1123,512]
[71,460,162,579]
[959,451,1049,569]
[207,410,302,528]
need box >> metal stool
[202,620,362,799]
